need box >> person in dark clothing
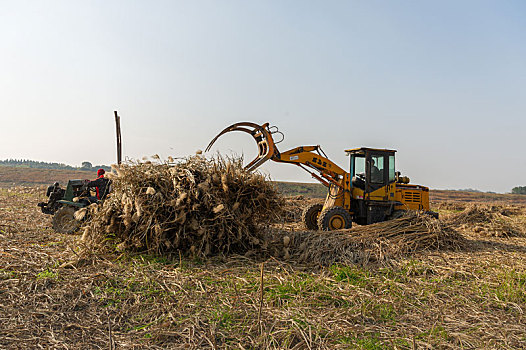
[87,168,111,201]
[370,159,383,183]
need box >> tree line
[0,159,110,171]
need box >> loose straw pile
[81,156,283,256]
[446,204,525,237]
[277,212,465,265]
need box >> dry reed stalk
[258,262,264,334]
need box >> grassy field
[274,181,327,198]
[2,166,526,348]
[431,189,526,206]
[0,165,95,188]
[1,184,526,349]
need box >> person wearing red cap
[87,168,111,201]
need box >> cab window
[353,156,365,177]
[370,155,384,183]
[388,155,395,182]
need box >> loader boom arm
[274,146,347,188]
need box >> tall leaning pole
[114,111,122,165]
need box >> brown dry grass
[0,166,95,187]
[431,189,526,206]
[1,187,526,349]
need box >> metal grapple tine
[205,122,277,171]
[205,127,250,152]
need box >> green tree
[81,161,93,169]
[511,186,526,195]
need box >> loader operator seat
[352,173,366,190]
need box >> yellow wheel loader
[206,122,437,230]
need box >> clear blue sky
[1,1,525,193]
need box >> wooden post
[114,111,122,165]
[257,262,264,333]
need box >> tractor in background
[38,180,93,234]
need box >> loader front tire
[317,206,352,231]
[52,207,80,234]
[302,203,323,230]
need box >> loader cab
[345,148,398,224]
[346,148,396,194]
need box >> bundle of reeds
[447,204,524,237]
[81,156,283,256]
[271,212,465,266]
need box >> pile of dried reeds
[280,196,322,223]
[447,204,495,224]
[268,212,465,266]
[281,196,305,222]
[446,204,524,237]
[80,156,283,256]
[434,201,467,212]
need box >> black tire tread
[302,203,323,230]
[52,207,80,234]
[317,206,352,231]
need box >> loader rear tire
[318,206,352,231]
[302,203,323,230]
[388,210,406,220]
[52,207,80,234]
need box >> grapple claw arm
[205,122,278,171]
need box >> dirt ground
[1,187,526,349]
[0,167,96,188]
